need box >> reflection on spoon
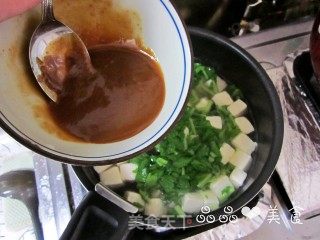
[29,0,92,102]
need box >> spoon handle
[42,0,55,21]
[95,183,139,214]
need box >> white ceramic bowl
[0,0,192,164]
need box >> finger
[0,0,40,22]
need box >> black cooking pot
[60,28,284,240]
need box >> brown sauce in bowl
[39,37,165,143]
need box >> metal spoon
[29,0,91,102]
[95,183,138,214]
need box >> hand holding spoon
[29,0,92,102]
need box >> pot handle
[60,191,132,240]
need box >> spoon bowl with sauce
[29,0,92,102]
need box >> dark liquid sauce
[40,39,165,143]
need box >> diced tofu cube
[230,167,247,188]
[217,76,227,92]
[182,192,205,214]
[206,116,222,129]
[99,166,123,187]
[210,176,235,203]
[145,198,167,217]
[195,98,213,114]
[227,99,247,117]
[201,191,219,211]
[124,191,145,210]
[93,165,112,174]
[212,91,233,106]
[119,163,137,181]
[229,149,252,171]
[235,117,254,134]
[231,133,257,154]
[220,143,235,164]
